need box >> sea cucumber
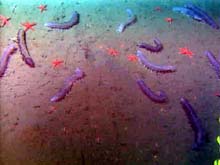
[136,50,176,72]
[136,79,168,103]
[184,4,219,29]
[0,43,17,77]
[204,50,220,79]
[116,8,137,33]
[44,11,79,30]
[172,6,203,22]
[17,29,35,67]
[173,5,219,29]
[137,38,163,52]
[50,68,85,102]
[180,97,206,150]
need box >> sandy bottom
[0,0,220,165]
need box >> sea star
[0,15,11,27]
[52,59,64,68]
[214,91,220,97]
[154,6,162,12]
[38,4,47,13]
[178,47,194,58]
[107,48,119,56]
[21,21,37,32]
[127,54,138,62]
[165,17,173,24]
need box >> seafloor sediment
[0,0,220,164]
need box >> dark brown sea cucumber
[0,43,17,78]
[44,11,79,30]
[17,29,35,67]
[50,68,85,102]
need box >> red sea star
[38,4,47,13]
[178,47,194,58]
[52,59,64,68]
[21,22,37,32]
[127,54,138,62]
[0,15,11,27]
[107,48,119,56]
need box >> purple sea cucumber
[137,38,163,52]
[17,29,35,67]
[180,97,206,150]
[0,43,17,78]
[136,50,176,72]
[172,6,203,22]
[50,68,85,102]
[204,50,220,79]
[44,11,79,30]
[136,79,168,103]
[116,8,137,33]
[184,4,219,29]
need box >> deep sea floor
[0,0,220,165]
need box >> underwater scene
[1,0,220,164]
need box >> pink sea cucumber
[50,68,85,102]
[0,43,17,78]
[17,29,35,67]
[44,11,79,30]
